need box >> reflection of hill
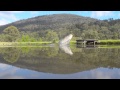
[0,47,120,74]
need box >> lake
[0,45,120,79]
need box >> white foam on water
[59,34,73,46]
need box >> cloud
[0,11,24,25]
[0,19,10,26]
[91,70,112,79]
[6,76,24,79]
[0,12,19,21]
[0,63,10,70]
[91,11,112,18]
[0,64,24,79]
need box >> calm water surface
[0,45,120,79]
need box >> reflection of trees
[19,46,59,58]
[46,47,59,57]
[71,48,120,68]
[1,46,120,74]
[2,47,20,63]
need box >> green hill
[0,14,120,41]
[0,14,98,32]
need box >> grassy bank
[71,39,120,45]
[0,41,75,46]
[98,40,120,45]
[0,42,52,46]
[59,39,120,45]
[1,39,120,46]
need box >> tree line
[0,26,59,42]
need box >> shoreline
[1,40,120,46]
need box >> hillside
[0,14,98,32]
[0,14,120,42]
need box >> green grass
[2,39,120,47]
[0,42,52,46]
[98,40,120,45]
[0,40,76,46]
[71,39,120,45]
[68,39,120,45]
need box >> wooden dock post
[94,41,95,46]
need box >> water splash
[59,34,73,55]
[59,34,73,46]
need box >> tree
[18,35,37,42]
[81,29,99,39]
[3,26,20,42]
[45,30,59,42]
[0,34,6,41]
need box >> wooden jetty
[76,39,98,45]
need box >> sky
[0,11,120,25]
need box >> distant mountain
[0,14,99,33]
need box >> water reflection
[0,45,120,78]
[2,47,20,63]
[59,45,73,55]
[0,63,24,79]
